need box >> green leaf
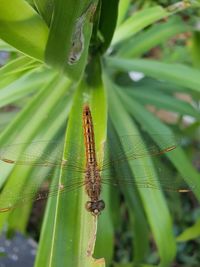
[0,39,18,51]
[105,122,149,264]
[45,0,98,80]
[111,84,200,204]
[99,0,119,52]
[33,0,54,25]
[104,74,176,267]
[106,57,200,93]
[0,0,49,60]
[116,0,131,27]
[0,56,40,89]
[0,67,56,108]
[176,218,200,242]
[189,31,200,69]
[0,74,72,230]
[111,6,169,45]
[7,100,69,232]
[126,87,200,119]
[45,0,80,68]
[94,176,114,265]
[35,59,107,267]
[117,16,189,58]
[113,264,156,267]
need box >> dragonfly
[0,105,193,215]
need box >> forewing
[0,141,85,172]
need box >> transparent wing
[0,176,87,213]
[0,166,194,213]
[0,141,85,172]
[101,164,194,193]
[101,176,194,192]
[0,135,178,171]
[100,134,179,170]
[0,133,184,213]
[0,141,63,165]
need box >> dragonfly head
[85,200,105,216]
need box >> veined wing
[100,134,179,170]
[101,165,195,193]
[0,141,85,172]
[0,176,87,213]
[0,134,179,172]
[101,176,194,192]
[0,165,195,213]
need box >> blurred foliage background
[0,0,200,267]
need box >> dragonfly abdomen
[83,105,105,215]
[83,105,97,165]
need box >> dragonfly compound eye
[85,200,105,215]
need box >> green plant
[0,0,200,267]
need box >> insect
[82,105,105,215]
[68,1,97,65]
[0,105,193,215]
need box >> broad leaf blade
[45,0,99,80]
[117,16,189,58]
[99,0,119,52]
[35,59,107,267]
[0,0,49,60]
[112,6,168,45]
[106,57,200,93]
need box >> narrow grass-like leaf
[0,67,56,108]
[0,0,49,60]
[117,16,189,58]
[85,59,115,264]
[116,0,131,27]
[0,56,40,89]
[111,6,169,45]
[7,100,69,232]
[113,84,200,203]
[189,31,200,69]
[104,74,176,266]
[0,75,72,230]
[6,96,72,232]
[35,59,106,267]
[106,122,149,264]
[106,57,200,92]
[126,87,200,119]
[114,264,156,267]
[99,0,119,52]
[129,77,188,93]
[176,218,200,242]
